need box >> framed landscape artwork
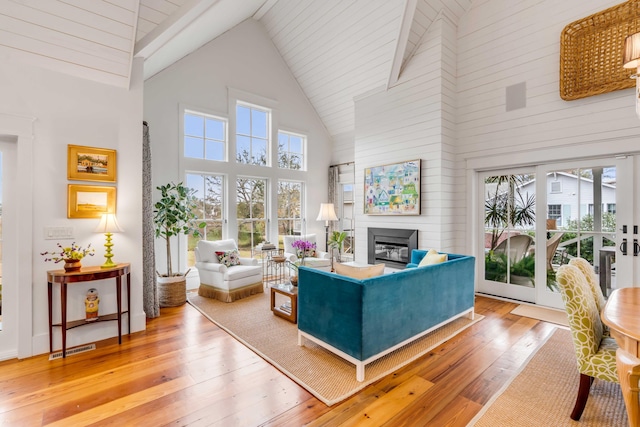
[67,145,117,182]
[364,159,421,215]
[68,185,116,219]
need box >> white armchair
[283,234,331,272]
[195,239,263,302]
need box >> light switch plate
[44,227,74,240]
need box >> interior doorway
[0,139,16,356]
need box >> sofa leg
[356,363,365,382]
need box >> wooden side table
[47,263,131,357]
[270,284,298,323]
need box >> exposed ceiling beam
[387,0,418,89]
[134,0,222,59]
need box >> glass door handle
[634,239,640,257]
[621,239,628,255]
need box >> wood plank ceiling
[0,0,471,138]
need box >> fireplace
[368,228,418,269]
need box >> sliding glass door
[479,168,536,303]
[478,156,635,309]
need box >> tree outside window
[278,131,305,170]
[237,177,266,256]
[186,173,224,266]
[278,180,302,245]
[236,104,269,166]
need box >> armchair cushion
[195,239,238,263]
[216,250,241,267]
[334,262,385,279]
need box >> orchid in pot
[288,239,317,286]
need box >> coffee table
[270,284,298,323]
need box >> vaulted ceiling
[0,0,471,137]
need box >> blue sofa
[297,251,475,381]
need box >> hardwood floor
[0,295,559,426]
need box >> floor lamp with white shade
[316,203,338,252]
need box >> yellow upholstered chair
[568,257,606,313]
[556,264,619,420]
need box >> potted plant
[153,182,205,307]
[328,231,347,263]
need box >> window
[550,181,562,193]
[341,183,354,257]
[237,177,267,255]
[186,173,224,266]
[236,104,269,165]
[278,131,305,170]
[184,111,226,161]
[607,203,616,214]
[278,181,302,242]
[548,204,562,226]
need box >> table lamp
[316,203,338,252]
[94,213,123,268]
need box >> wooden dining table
[601,287,640,427]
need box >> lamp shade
[623,32,640,68]
[94,213,123,233]
[316,203,338,222]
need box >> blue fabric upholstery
[297,252,475,361]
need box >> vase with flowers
[289,239,316,286]
[41,242,95,272]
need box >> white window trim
[179,103,229,174]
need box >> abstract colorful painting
[364,159,420,215]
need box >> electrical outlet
[44,227,74,240]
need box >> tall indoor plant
[153,182,205,306]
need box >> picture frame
[67,145,117,182]
[68,184,116,219]
[364,159,421,215]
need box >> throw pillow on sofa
[215,250,241,267]
[334,262,385,279]
[418,249,447,267]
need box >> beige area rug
[187,291,482,406]
[511,304,569,327]
[468,328,627,426]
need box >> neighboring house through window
[548,204,562,227]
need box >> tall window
[278,181,302,243]
[186,173,224,266]
[184,111,226,161]
[237,177,267,255]
[236,104,269,165]
[278,131,305,170]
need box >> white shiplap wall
[456,0,640,253]
[353,15,460,261]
